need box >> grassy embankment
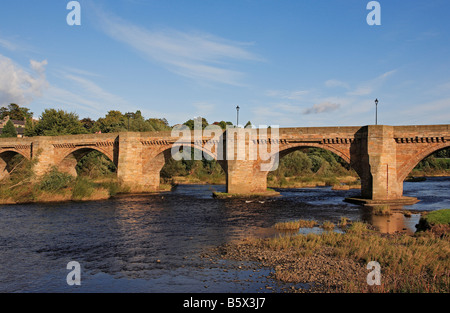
[0,153,130,205]
[0,167,128,205]
[218,212,450,293]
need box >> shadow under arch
[56,147,117,177]
[0,150,30,181]
[398,143,450,183]
[265,141,359,179]
[143,143,227,190]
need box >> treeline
[25,109,173,137]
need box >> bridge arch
[141,143,226,190]
[0,150,30,180]
[262,143,358,188]
[278,143,351,165]
[398,142,450,183]
[56,146,117,177]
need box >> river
[0,177,449,293]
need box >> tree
[213,121,234,130]
[0,103,33,120]
[128,110,154,132]
[1,120,18,138]
[147,118,171,131]
[95,110,127,133]
[33,109,87,136]
[24,118,35,137]
[245,121,253,128]
[80,118,98,133]
[184,117,209,130]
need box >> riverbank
[210,218,450,293]
[1,171,448,205]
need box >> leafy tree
[147,118,171,131]
[76,151,116,178]
[184,117,209,130]
[0,103,33,120]
[1,120,18,138]
[95,110,127,133]
[95,111,172,133]
[24,118,35,137]
[33,109,87,136]
[245,121,253,128]
[80,118,99,133]
[213,121,234,130]
[128,111,154,132]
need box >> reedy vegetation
[257,221,450,292]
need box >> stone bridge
[0,124,449,204]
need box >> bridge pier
[350,125,417,205]
[226,160,268,194]
[32,137,57,178]
[116,132,167,192]
[117,133,151,192]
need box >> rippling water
[0,177,448,293]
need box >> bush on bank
[0,158,123,204]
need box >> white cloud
[94,10,261,86]
[30,59,48,75]
[0,54,48,107]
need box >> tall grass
[274,219,317,230]
[261,221,450,292]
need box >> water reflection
[361,207,421,235]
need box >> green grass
[424,209,450,225]
[416,209,450,235]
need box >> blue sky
[0,0,449,127]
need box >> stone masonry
[0,125,448,201]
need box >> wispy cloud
[325,79,349,89]
[0,54,48,107]
[266,89,310,100]
[347,70,397,96]
[0,38,18,51]
[194,102,216,116]
[41,69,131,116]
[93,9,262,86]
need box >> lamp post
[236,105,240,127]
[375,99,378,125]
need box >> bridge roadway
[0,124,449,204]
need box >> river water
[0,177,449,293]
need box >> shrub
[72,177,95,200]
[39,168,74,192]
